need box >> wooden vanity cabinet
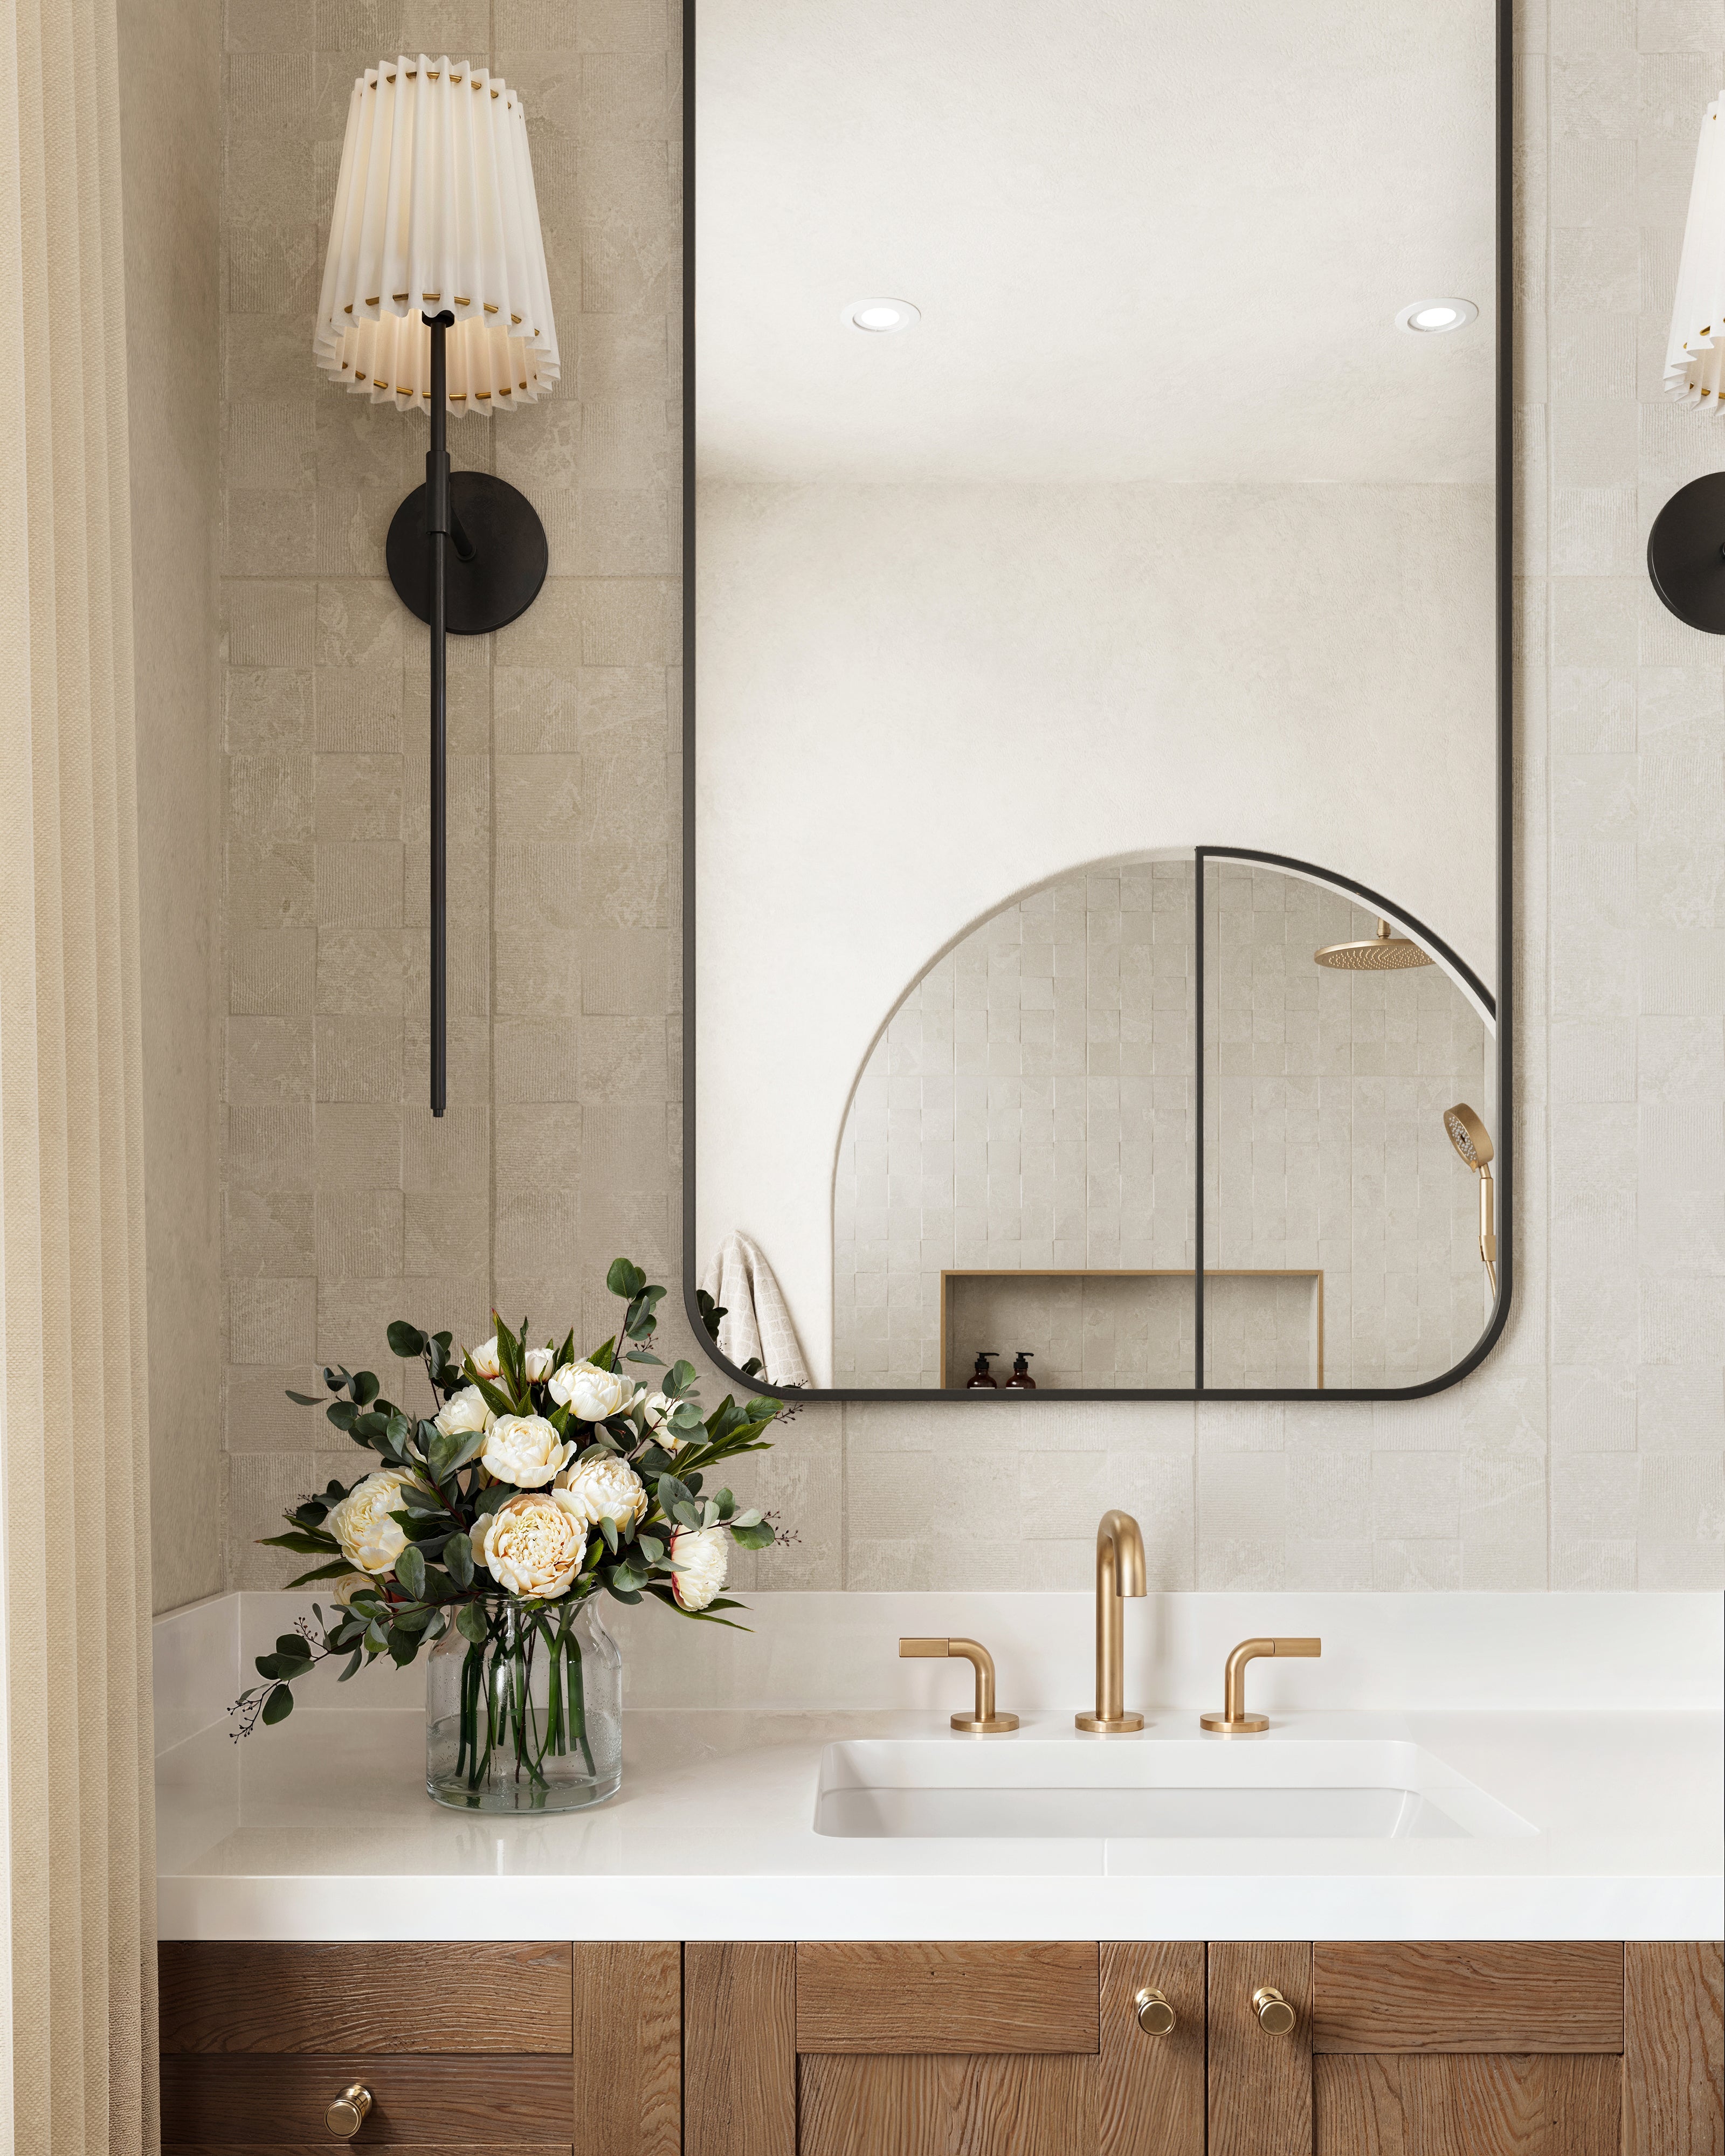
[157,1935,1722,2154]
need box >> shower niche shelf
[940,1268,1323,1392]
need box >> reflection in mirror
[689,0,1504,1398]
[1202,861,1496,1391]
[833,860,1195,1389]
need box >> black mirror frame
[680,0,1513,1405]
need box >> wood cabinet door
[1200,1940,1724,2156]
[684,1941,1204,2156]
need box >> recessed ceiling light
[1396,297,1478,335]
[844,297,921,335]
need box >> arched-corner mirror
[686,0,1510,1401]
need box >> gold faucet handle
[1201,1635,1322,1733]
[898,1636,1018,1733]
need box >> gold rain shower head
[1313,917,1433,971]
[1444,1102,1498,1296]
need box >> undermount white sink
[814,1735,1537,1841]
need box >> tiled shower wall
[832,862,1487,1394]
[215,0,1725,1599]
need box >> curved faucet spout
[1097,1508,1146,1599]
[1077,1510,1147,1733]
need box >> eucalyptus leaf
[444,1531,475,1587]
[387,1321,426,1358]
[336,1648,364,1682]
[607,1257,646,1299]
[285,1389,321,1406]
[285,1558,357,1587]
[261,1684,295,1725]
[352,1371,380,1407]
[258,1530,338,1554]
[326,1400,358,1432]
[457,1600,490,1644]
[730,1519,776,1550]
[396,1543,427,1599]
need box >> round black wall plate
[1647,472,1725,634]
[386,470,548,634]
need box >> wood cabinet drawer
[795,1941,1099,2054]
[159,1943,573,2055]
[1311,1942,1624,2055]
[160,2054,573,2147]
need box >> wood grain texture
[1314,2052,1618,2156]
[1209,1941,1313,2156]
[1310,1942,1623,2055]
[158,2056,574,2143]
[684,1943,796,2156]
[1623,1941,1724,2156]
[571,1943,679,2156]
[1097,1942,1204,2156]
[795,1941,1099,2055]
[799,2052,1092,2156]
[158,1942,573,2054]
[163,2147,572,2155]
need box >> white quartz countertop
[157,1701,1722,1943]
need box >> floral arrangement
[230,1260,784,1802]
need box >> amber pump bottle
[1004,1351,1037,1390]
[966,1352,999,1389]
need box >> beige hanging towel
[699,1231,812,1388]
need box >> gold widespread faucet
[1200,1636,1322,1734]
[1075,1509,1146,1733]
[899,1636,1019,1732]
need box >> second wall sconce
[1651,91,1725,633]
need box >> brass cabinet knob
[1253,1985,1296,2036]
[1134,1985,1177,2036]
[325,2082,372,2138]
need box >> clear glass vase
[425,1596,622,1813]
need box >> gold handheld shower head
[1314,917,1433,971]
[1444,1102,1498,1295]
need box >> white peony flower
[331,1573,377,1609]
[474,1491,589,1600]
[481,1413,575,1489]
[548,1358,632,1422]
[467,1335,503,1381]
[554,1452,647,1535]
[433,1384,494,1438]
[327,1467,429,1575]
[639,1391,687,1454]
[524,1345,556,1383]
[669,1523,730,1611]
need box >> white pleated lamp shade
[314,56,559,416]
[1665,96,1725,413]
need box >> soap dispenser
[966,1352,999,1390]
[1004,1351,1037,1390]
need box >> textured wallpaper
[214,0,1724,1600]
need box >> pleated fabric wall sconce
[1650,94,1725,631]
[314,56,558,1114]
